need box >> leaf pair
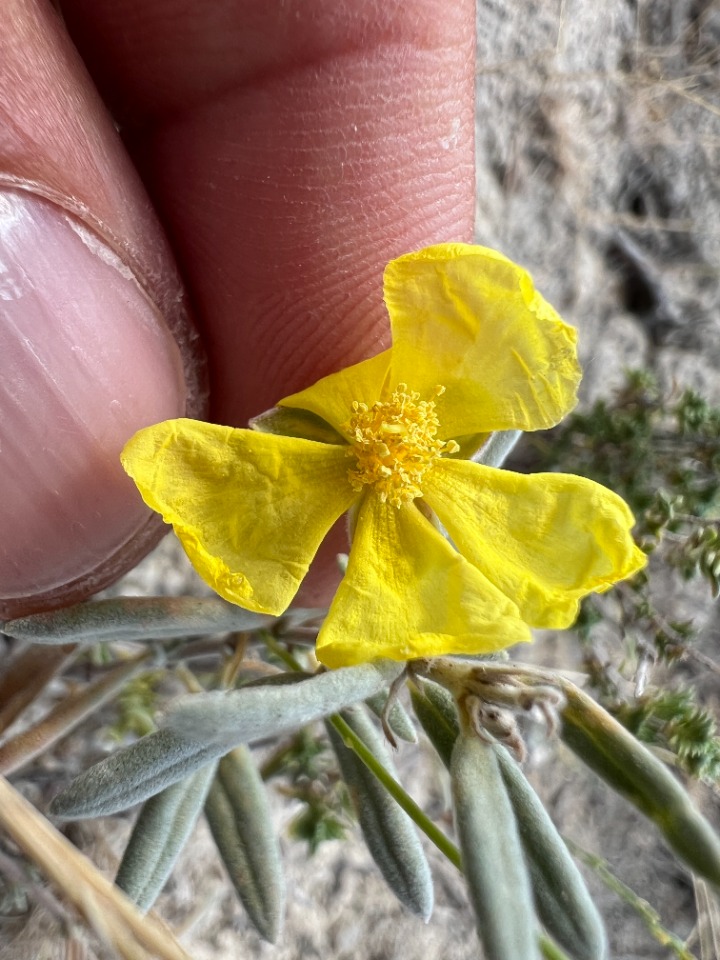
[411,679,607,960]
[115,747,284,942]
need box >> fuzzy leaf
[409,678,459,767]
[561,682,720,886]
[50,728,219,820]
[327,705,433,919]
[115,763,217,911]
[451,728,540,960]
[3,596,275,645]
[496,748,607,960]
[51,661,402,819]
[205,747,285,942]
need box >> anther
[343,383,456,508]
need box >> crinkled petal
[121,419,357,615]
[384,244,581,436]
[315,494,531,668]
[424,458,647,629]
[279,349,392,440]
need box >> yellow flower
[121,244,646,668]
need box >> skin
[0,0,475,617]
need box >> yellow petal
[384,244,581,436]
[121,419,357,615]
[424,458,647,629]
[315,494,531,668]
[279,349,392,440]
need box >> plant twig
[565,837,697,960]
[328,712,462,870]
[263,636,462,867]
[0,776,193,960]
[0,651,152,776]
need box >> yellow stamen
[343,384,456,508]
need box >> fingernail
[0,189,187,616]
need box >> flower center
[343,383,459,508]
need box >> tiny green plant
[521,369,720,785]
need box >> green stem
[329,712,461,870]
[538,934,573,960]
[263,633,305,672]
[263,634,461,867]
[564,838,697,960]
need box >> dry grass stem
[0,652,152,776]
[0,644,78,735]
[0,777,191,960]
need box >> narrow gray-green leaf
[205,747,284,942]
[50,728,220,820]
[365,692,417,744]
[51,661,402,819]
[475,430,522,466]
[166,660,403,746]
[115,763,217,911]
[451,729,540,960]
[561,681,720,886]
[327,705,433,920]
[409,678,459,768]
[3,596,275,645]
[249,405,345,444]
[496,748,607,960]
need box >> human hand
[0,0,475,618]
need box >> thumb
[0,0,204,619]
